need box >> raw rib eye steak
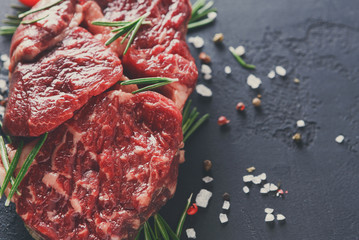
[6,90,183,240]
[4,27,123,137]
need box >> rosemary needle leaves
[18,0,64,18]
[229,46,256,70]
[182,100,210,142]
[20,14,49,25]
[188,0,217,30]
[120,77,178,94]
[0,136,17,191]
[5,132,48,206]
[92,12,150,55]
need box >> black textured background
[1,0,359,239]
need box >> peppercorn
[236,102,245,111]
[213,33,224,44]
[217,116,230,126]
[187,203,198,215]
[203,160,212,171]
[222,192,230,201]
[294,78,300,84]
[292,133,301,142]
[246,166,255,173]
[252,97,261,107]
[257,94,262,98]
[199,52,211,64]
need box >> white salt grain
[207,12,217,20]
[252,176,261,185]
[202,176,214,183]
[243,186,250,194]
[196,84,212,97]
[297,120,306,128]
[0,95,3,101]
[264,208,274,214]
[260,188,269,194]
[277,214,286,221]
[224,66,232,74]
[258,173,267,181]
[265,213,275,222]
[234,45,246,56]
[195,189,213,208]
[219,213,228,223]
[201,64,212,74]
[0,106,5,117]
[203,74,212,80]
[243,174,254,183]
[335,135,344,144]
[269,184,278,191]
[186,228,196,239]
[275,66,287,77]
[267,70,275,79]
[192,36,204,48]
[3,59,10,70]
[222,200,230,210]
[263,183,271,190]
[247,74,262,89]
[0,80,7,92]
[0,54,9,62]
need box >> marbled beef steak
[3,90,183,239]
[4,27,123,137]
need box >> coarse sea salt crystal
[243,186,250,194]
[0,106,5,117]
[252,176,261,185]
[263,183,271,189]
[243,174,254,183]
[3,59,10,70]
[234,45,245,56]
[208,12,217,20]
[275,66,286,77]
[201,64,212,74]
[0,54,9,62]
[191,36,204,48]
[258,173,267,181]
[269,184,278,191]
[277,214,286,221]
[335,135,344,144]
[219,213,228,223]
[186,228,196,239]
[224,66,231,74]
[0,95,3,101]
[264,208,274,214]
[202,176,214,183]
[222,200,230,210]
[196,84,212,97]
[203,74,212,80]
[265,213,275,222]
[195,189,213,208]
[267,70,275,79]
[260,188,269,194]
[0,79,7,92]
[247,74,262,89]
[297,120,306,128]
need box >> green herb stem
[188,17,215,30]
[191,0,206,17]
[143,222,152,240]
[18,0,64,18]
[5,132,48,206]
[11,5,30,12]
[0,27,17,35]
[120,77,178,94]
[0,140,23,199]
[0,136,16,188]
[20,14,49,25]
[157,214,180,240]
[154,214,170,240]
[122,13,149,55]
[2,19,21,26]
[176,194,193,237]
[182,99,192,125]
[229,47,256,70]
[183,113,209,143]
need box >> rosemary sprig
[156,214,179,240]
[92,12,150,55]
[0,140,23,199]
[120,77,178,94]
[0,122,12,144]
[175,194,193,237]
[20,14,49,25]
[18,0,64,18]
[188,0,217,30]
[182,100,210,142]
[0,136,17,190]
[229,46,256,70]
[5,132,48,206]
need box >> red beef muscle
[9,0,83,72]
[5,90,182,240]
[3,27,123,137]
[88,0,198,110]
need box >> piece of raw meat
[3,27,123,137]
[0,90,183,240]
[9,0,83,72]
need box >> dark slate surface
[1,0,359,239]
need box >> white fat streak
[70,197,82,213]
[42,172,69,198]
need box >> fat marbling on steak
[3,27,123,137]
[0,90,183,240]
[84,0,198,110]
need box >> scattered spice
[276,214,286,221]
[247,74,262,89]
[203,159,212,171]
[234,45,245,56]
[252,176,261,185]
[224,66,232,74]
[267,70,275,79]
[243,175,254,183]
[219,213,228,223]
[335,135,344,144]
[275,66,287,77]
[217,116,230,126]
[265,213,275,222]
[195,189,212,208]
[236,102,245,111]
[222,200,230,210]
[213,33,224,43]
[292,133,301,142]
[252,97,261,107]
[246,166,255,173]
[196,84,212,97]
[257,94,262,98]
[296,120,305,128]
[243,186,250,194]
[186,228,196,239]
[222,192,230,201]
[188,36,205,48]
[187,203,198,215]
[199,52,211,63]
[202,176,214,183]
